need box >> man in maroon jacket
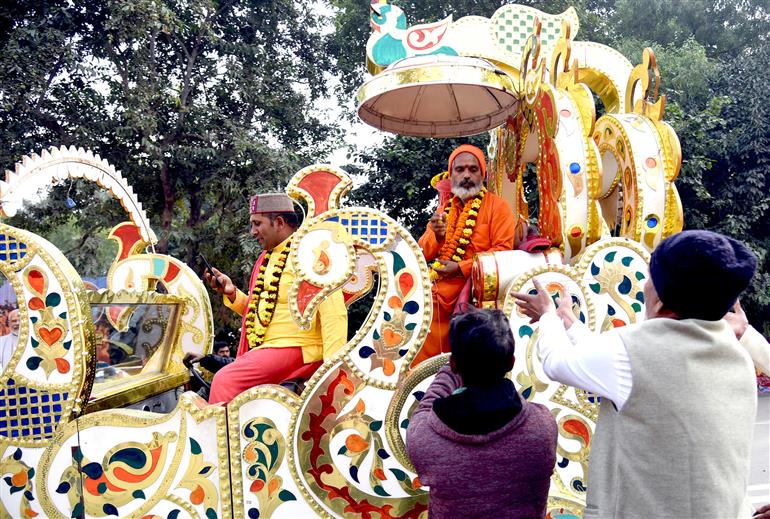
[406,308,557,518]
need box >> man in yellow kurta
[413,145,516,366]
[201,193,347,404]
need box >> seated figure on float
[190,192,348,404]
[413,144,516,365]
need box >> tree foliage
[0,0,339,333]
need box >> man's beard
[452,180,482,201]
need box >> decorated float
[1,2,684,518]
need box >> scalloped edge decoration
[0,146,157,245]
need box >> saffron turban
[448,144,487,179]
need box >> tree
[0,0,341,333]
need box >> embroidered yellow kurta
[225,236,348,363]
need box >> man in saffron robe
[189,193,348,404]
[413,145,516,366]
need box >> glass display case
[85,291,189,412]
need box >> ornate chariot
[0,2,682,518]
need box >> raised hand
[555,289,578,329]
[723,299,749,340]
[429,212,447,241]
[510,278,555,323]
[204,267,236,299]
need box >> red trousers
[208,347,322,404]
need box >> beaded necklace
[245,246,290,349]
[429,187,486,282]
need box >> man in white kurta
[0,309,20,370]
[513,230,766,519]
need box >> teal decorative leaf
[390,468,408,481]
[635,271,646,281]
[590,262,600,275]
[132,490,145,499]
[59,312,67,319]
[168,511,181,519]
[190,438,202,455]
[631,302,642,313]
[71,503,84,518]
[25,357,42,370]
[278,489,296,502]
[589,282,601,294]
[102,503,119,516]
[205,508,218,519]
[621,256,633,267]
[82,462,104,480]
[518,325,533,338]
[337,446,347,455]
[391,252,406,274]
[383,311,391,322]
[30,317,38,324]
[373,484,390,496]
[73,447,83,463]
[30,337,38,347]
[400,419,409,429]
[405,322,417,330]
[604,251,617,262]
[45,293,62,307]
[369,420,382,431]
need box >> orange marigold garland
[245,247,290,349]
[429,187,486,282]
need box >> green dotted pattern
[494,10,561,54]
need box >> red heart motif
[383,328,403,347]
[39,327,63,346]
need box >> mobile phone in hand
[198,253,221,287]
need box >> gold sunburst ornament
[430,188,486,282]
[245,248,290,349]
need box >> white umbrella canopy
[357,55,520,138]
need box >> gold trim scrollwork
[384,353,448,473]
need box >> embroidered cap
[249,193,294,214]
